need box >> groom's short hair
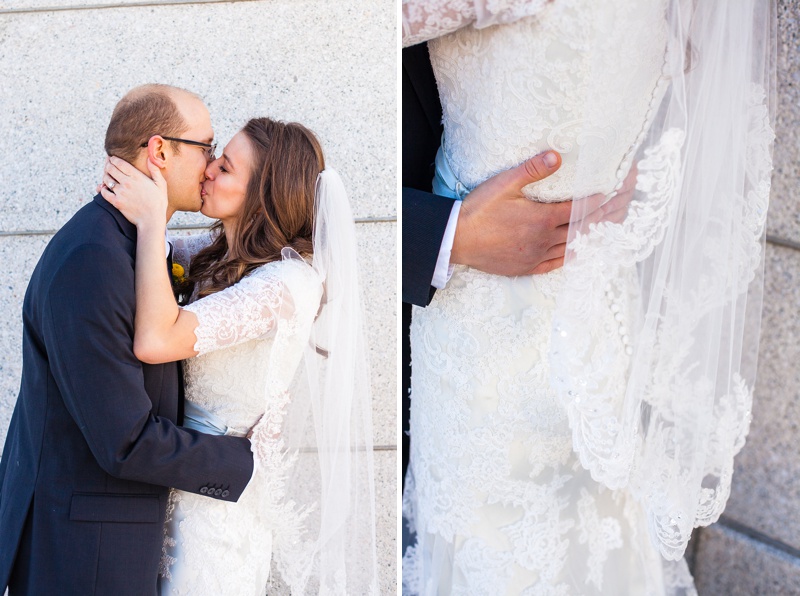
[105,84,198,162]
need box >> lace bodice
[407,0,669,201]
[176,253,322,435]
[170,233,322,434]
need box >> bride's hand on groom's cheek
[100,156,169,229]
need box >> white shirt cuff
[431,201,461,289]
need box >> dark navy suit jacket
[402,43,454,308]
[0,195,254,595]
[403,43,454,482]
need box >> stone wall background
[0,0,397,593]
[689,2,800,594]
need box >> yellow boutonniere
[172,263,186,285]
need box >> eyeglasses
[141,136,217,161]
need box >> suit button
[221,490,230,498]
[214,488,222,496]
[200,487,208,494]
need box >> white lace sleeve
[403,0,476,47]
[403,0,551,47]
[170,231,215,270]
[183,263,285,356]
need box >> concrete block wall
[690,2,800,594]
[0,0,397,592]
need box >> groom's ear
[143,136,168,169]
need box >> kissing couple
[0,84,377,595]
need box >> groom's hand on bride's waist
[450,152,636,276]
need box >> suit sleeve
[43,243,254,502]
[402,187,456,307]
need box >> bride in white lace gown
[102,118,377,595]
[403,1,775,594]
[159,238,320,595]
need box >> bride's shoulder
[248,250,322,290]
[244,254,322,318]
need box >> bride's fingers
[107,155,139,178]
[105,160,130,182]
[145,158,168,191]
[99,184,117,205]
[103,175,120,190]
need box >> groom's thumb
[511,150,561,188]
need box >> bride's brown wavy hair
[182,118,325,299]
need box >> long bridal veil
[553,0,776,560]
[255,169,378,594]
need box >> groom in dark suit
[0,84,254,595]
